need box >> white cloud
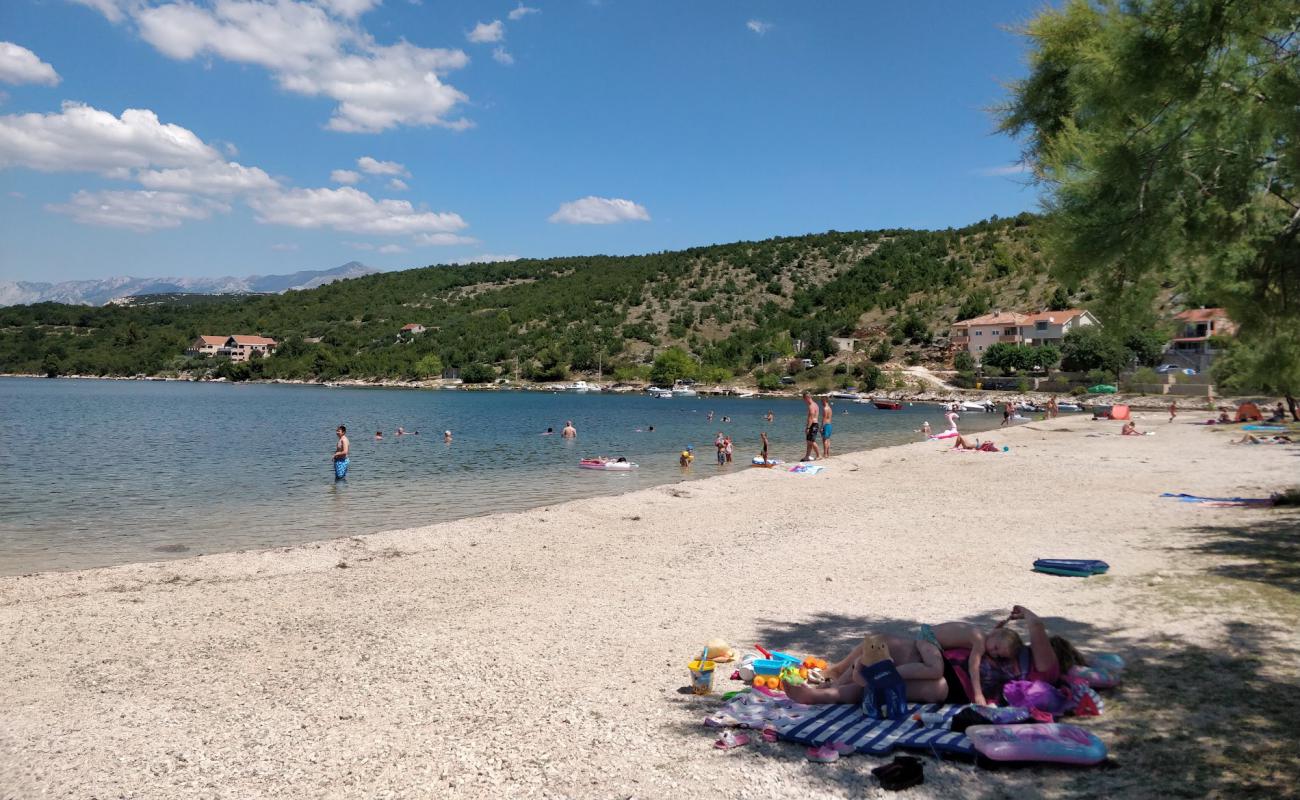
[46,189,229,231]
[0,42,61,86]
[312,0,380,19]
[134,0,472,133]
[249,186,467,235]
[746,19,772,35]
[507,4,539,21]
[414,232,478,246]
[67,0,137,24]
[975,163,1032,177]
[137,161,279,194]
[454,253,519,264]
[548,196,650,225]
[377,243,406,253]
[357,155,407,176]
[0,102,221,174]
[492,46,514,65]
[387,177,408,191]
[270,242,299,251]
[9,190,26,198]
[331,168,361,184]
[467,20,504,43]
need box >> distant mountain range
[0,262,379,306]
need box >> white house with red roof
[185,335,228,357]
[220,335,277,362]
[950,308,1099,361]
[400,323,427,335]
[1167,308,1235,371]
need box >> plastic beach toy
[1033,558,1110,577]
[966,723,1107,765]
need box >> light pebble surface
[2,414,1296,798]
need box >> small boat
[567,380,595,392]
[647,387,673,398]
[959,401,988,412]
[1057,402,1082,412]
[829,391,863,401]
[671,386,698,397]
[579,458,638,471]
[734,390,757,399]
[873,400,903,410]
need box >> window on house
[975,331,982,336]
[1036,321,1047,331]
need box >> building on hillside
[829,336,859,353]
[401,323,426,335]
[220,335,277,362]
[950,308,1099,361]
[1167,308,1235,372]
[186,335,228,357]
[1017,309,1099,347]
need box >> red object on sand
[755,644,773,659]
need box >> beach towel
[705,691,975,758]
[788,464,826,475]
[1160,492,1274,507]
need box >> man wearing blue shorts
[821,397,834,457]
[332,424,350,480]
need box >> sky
[0,1,1047,282]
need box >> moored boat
[873,400,903,410]
[646,386,673,398]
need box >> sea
[0,377,1010,575]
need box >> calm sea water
[0,378,1008,575]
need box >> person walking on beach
[801,392,820,462]
[1001,400,1014,427]
[332,425,350,480]
[1048,396,1059,419]
[820,397,834,457]
[1168,399,1177,423]
[562,420,577,439]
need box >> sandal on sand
[714,730,751,750]
[761,727,778,743]
[871,756,924,791]
[806,745,840,763]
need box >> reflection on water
[0,378,1006,575]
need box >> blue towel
[334,458,349,480]
[780,702,975,757]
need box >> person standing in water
[562,420,577,439]
[443,430,453,443]
[820,397,834,457]
[801,392,820,462]
[332,425,350,480]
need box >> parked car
[1156,364,1197,375]
[780,376,796,385]
[800,358,815,369]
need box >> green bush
[460,362,496,383]
[953,351,975,372]
[756,372,781,391]
[1086,368,1112,386]
[1070,386,1088,396]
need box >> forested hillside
[0,213,1079,383]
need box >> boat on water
[647,387,673,398]
[671,382,698,397]
[579,458,638,471]
[958,401,989,412]
[873,400,903,410]
[1057,402,1082,412]
[566,380,596,392]
[734,390,757,399]
[829,391,863,401]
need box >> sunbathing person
[950,434,977,450]
[1121,420,1140,436]
[783,634,951,705]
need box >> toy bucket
[688,659,716,695]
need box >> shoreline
[3,413,1297,798]
[0,370,1259,412]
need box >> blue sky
[0,1,1045,282]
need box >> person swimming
[543,427,554,435]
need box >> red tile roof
[401,323,424,331]
[195,335,227,346]
[952,312,1029,327]
[1024,309,1088,324]
[1174,307,1228,322]
[227,335,277,346]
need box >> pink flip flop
[714,730,751,750]
[806,744,840,763]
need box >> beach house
[220,335,278,362]
[185,335,228,357]
[400,323,426,335]
[951,308,1099,361]
[1167,308,1234,371]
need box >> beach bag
[1003,680,1070,717]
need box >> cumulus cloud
[0,42,61,86]
[137,161,279,194]
[357,155,407,176]
[414,232,478,246]
[746,19,772,35]
[46,189,229,231]
[331,168,361,184]
[467,20,504,43]
[67,0,136,24]
[507,4,539,21]
[248,186,467,235]
[131,0,472,133]
[492,47,514,65]
[387,178,408,191]
[0,102,220,174]
[548,196,650,225]
[454,253,519,264]
[312,0,380,19]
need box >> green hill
[0,213,1078,384]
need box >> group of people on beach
[785,605,1085,709]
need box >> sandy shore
[3,413,1297,799]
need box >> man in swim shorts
[332,425,350,480]
[562,420,577,439]
[820,397,834,457]
[802,392,820,462]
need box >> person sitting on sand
[783,633,952,705]
[679,446,694,467]
[1217,409,1232,424]
[1269,402,1286,422]
[1121,420,1140,436]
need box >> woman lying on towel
[784,606,1084,709]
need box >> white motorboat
[671,384,698,397]
[647,386,673,398]
[567,380,595,392]
[829,391,863,401]
[959,401,988,412]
